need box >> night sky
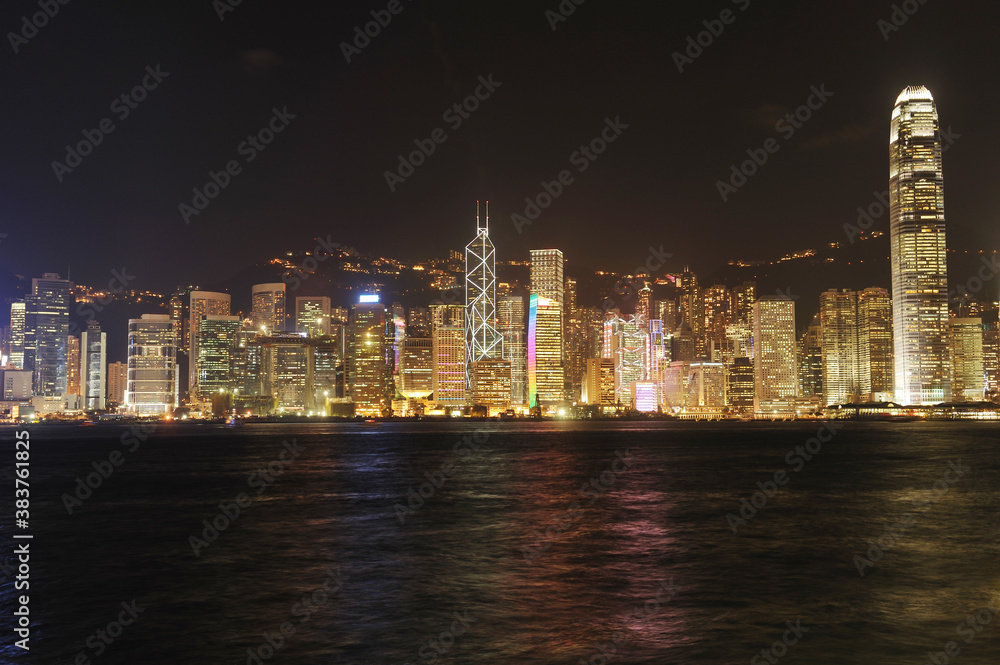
[2,0,999,294]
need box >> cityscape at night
[1,1,999,663]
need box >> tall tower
[24,274,71,397]
[252,283,287,334]
[819,289,860,406]
[464,202,503,389]
[80,321,107,410]
[752,297,797,412]
[189,291,231,394]
[125,314,178,416]
[889,86,950,405]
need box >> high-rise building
[408,307,431,337]
[529,249,565,302]
[820,289,860,406]
[125,314,178,416]
[400,337,433,399]
[465,204,503,388]
[351,295,389,416]
[497,294,527,406]
[9,301,25,369]
[983,325,999,402]
[432,313,466,405]
[189,291,231,393]
[733,281,757,324]
[24,274,71,396]
[107,361,127,408]
[66,334,81,397]
[582,358,615,407]
[2,369,32,401]
[528,294,564,408]
[798,314,823,401]
[471,359,512,414]
[949,318,984,402]
[752,297,797,411]
[196,316,242,398]
[889,86,950,405]
[260,334,314,412]
[702,285,733,360]
[252,283,287,334]
[657,299,679,333]
[296,296,331,337]
[564,278,588,400]
[80,321,107,410]
[727,357,755,414]
[858,287,893,400]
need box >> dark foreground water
[2,421,999,664]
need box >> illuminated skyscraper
[820,289,860,406]
[465,202,503,389]
[497,294,527,406]
[189,291,231,393]
[752,297,797,411]
[527,294,564,408]
[66,334,81,397]
[24,274,71,396]
[125,314,178,415]
[529,249,564,302]
[9,301,25,369]
[583,358,615,407]
[252,283,287,334]
[106,361,127,407]
[471,359,512,414]
[80,321,107,410]
[797,314,823,401]
[432,308,466,405]
[857,287,893,400]
[296,296,331,337]
[196,316,242,398]
[351,295,389,416]
[727,357,755,414]
[949,318,984,402]
[400,337,433,399]
[889,86,950,404]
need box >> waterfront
[3,421,998,663]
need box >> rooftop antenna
[476,200,480,230]
[485,200,489,232]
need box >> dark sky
[2,0,999,294]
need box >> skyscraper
[752,297,797,411]
[400,337,433,399]
[296,296,331,337]
[497,294,527,406]
[107,361,127,408]
[196,316,242,398]
[889,86,950,405]
[465,203,503,389]
[66,334,81,397]
[189,291,231,393]
[529,249,565,302]
[125,314,178,416]
[949,319,984,402]
[351,295,390,416]
[9,301,25,369]
[80,321,107,410]
[24,274,71,396]
[857,287,893,401]
[432,310,467,406]
[527,294,564,408]
[820,289,860,406]
[252,283,287,334]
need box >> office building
[949,319,984,402]
[497,294,527,406]
[8,301,25,369]
[67,334,81,397]
[400,337,433,399]
[857,287,894,400]
[471,359,512,414]
[727,357,755,414]
[107,361,127,407]
[889,86,950,404]
[820,289,860,406]
[252,283,286,334]
[528,294,564,408]
[196,315,242,399]
[24,274,71,396]
[296,296,331,337]
[465,203,503,388]
[752,297,797,411]
[80,321,107,410]
[352,295,389,416]
[583,358,616,407]
[189,291,231,392]
[125,314,178,416]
